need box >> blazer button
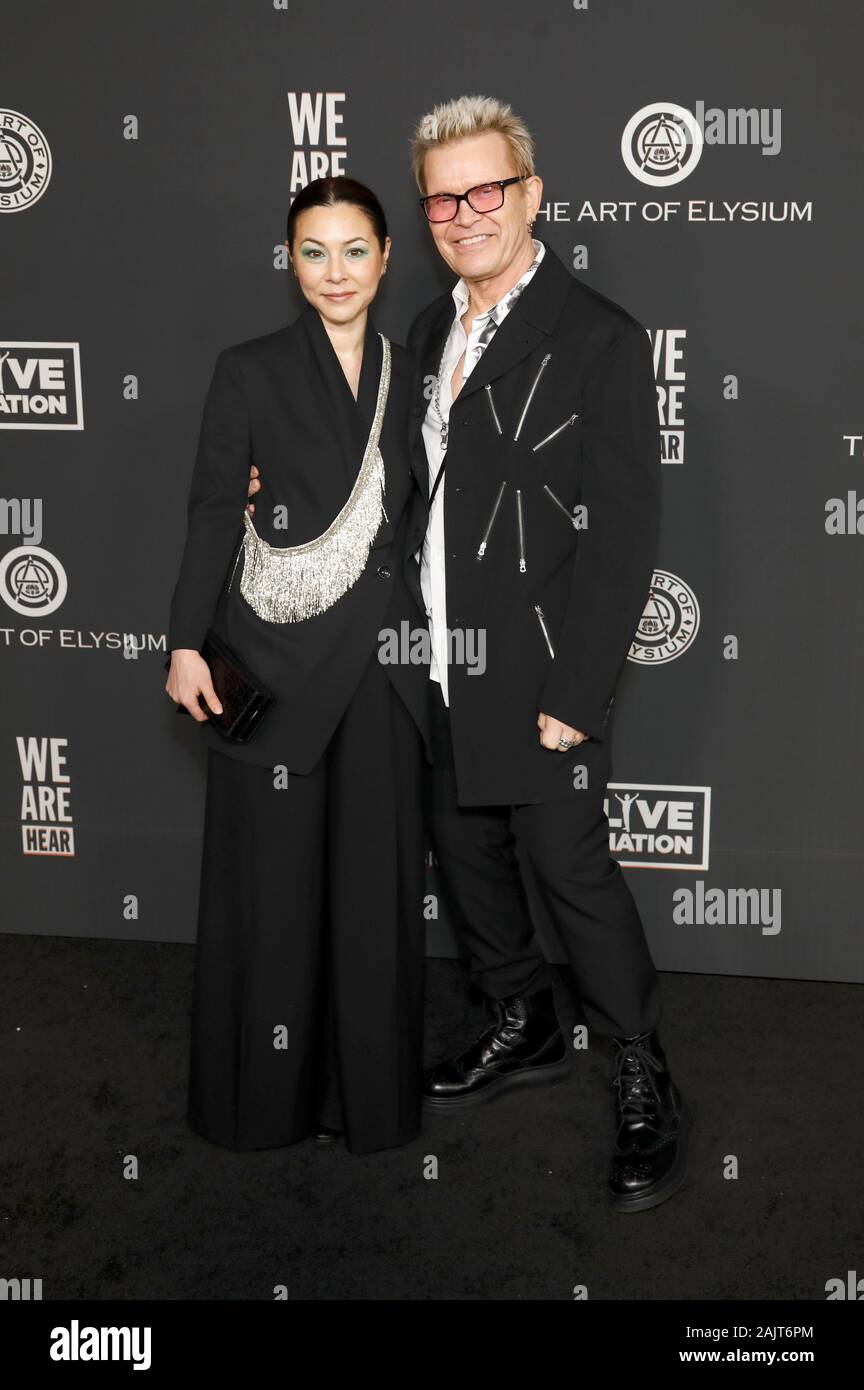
[377,564,391,579]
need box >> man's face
[420,130,542,284]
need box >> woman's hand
[247,463,260,514]
[165,650,223,722]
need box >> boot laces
[612,1039,663,1122]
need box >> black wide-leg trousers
[425,682,662,1039]
[187,652,426,1155]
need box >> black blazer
[406,239,661,806]
[168,304,431,771]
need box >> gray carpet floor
[2,935,861,1300]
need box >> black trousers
[425,681,662,1038]
[188,652,426,1155]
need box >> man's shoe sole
[422,1056,571,1113]
[608,1101,693,1212]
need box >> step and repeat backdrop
[2,0,862,984]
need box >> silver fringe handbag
[233,333,391,624]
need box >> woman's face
[287,203,390,329]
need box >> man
[403,95,691,1213]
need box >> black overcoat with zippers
[403,239,661,807]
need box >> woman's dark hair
[286,176,388,251]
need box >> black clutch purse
[164,627,276,743]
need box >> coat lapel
[265,307,395,544]
[454,241,572,403]
[298,301,382,489]
[455,317,547,406]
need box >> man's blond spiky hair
[411,95,536,192]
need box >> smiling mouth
[324,291,355,298]
[451,233,493,248]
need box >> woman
[165,177,430,1155]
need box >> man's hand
[537,712,588,751]
[247,463,260,514]
[165,650,223,722]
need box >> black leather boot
[608,1028,691,1211]
[314,1126,341,1146]
[423,987,570,1112]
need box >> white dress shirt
[419,239,546,704]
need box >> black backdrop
[2,0,862,987]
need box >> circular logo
[0,545,68,615]
[629,569,699,664]
[621,103,703,187]
[0,109,52,213]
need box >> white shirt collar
[451,238,545,322]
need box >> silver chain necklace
[429,335,455,450]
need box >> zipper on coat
[542,482,580,529]
[516,488,526,572]
[476,479,507,560]
[484,383,503,435]
[532,413,579,453]
[534,604,555,659]
[513,353,552,441]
